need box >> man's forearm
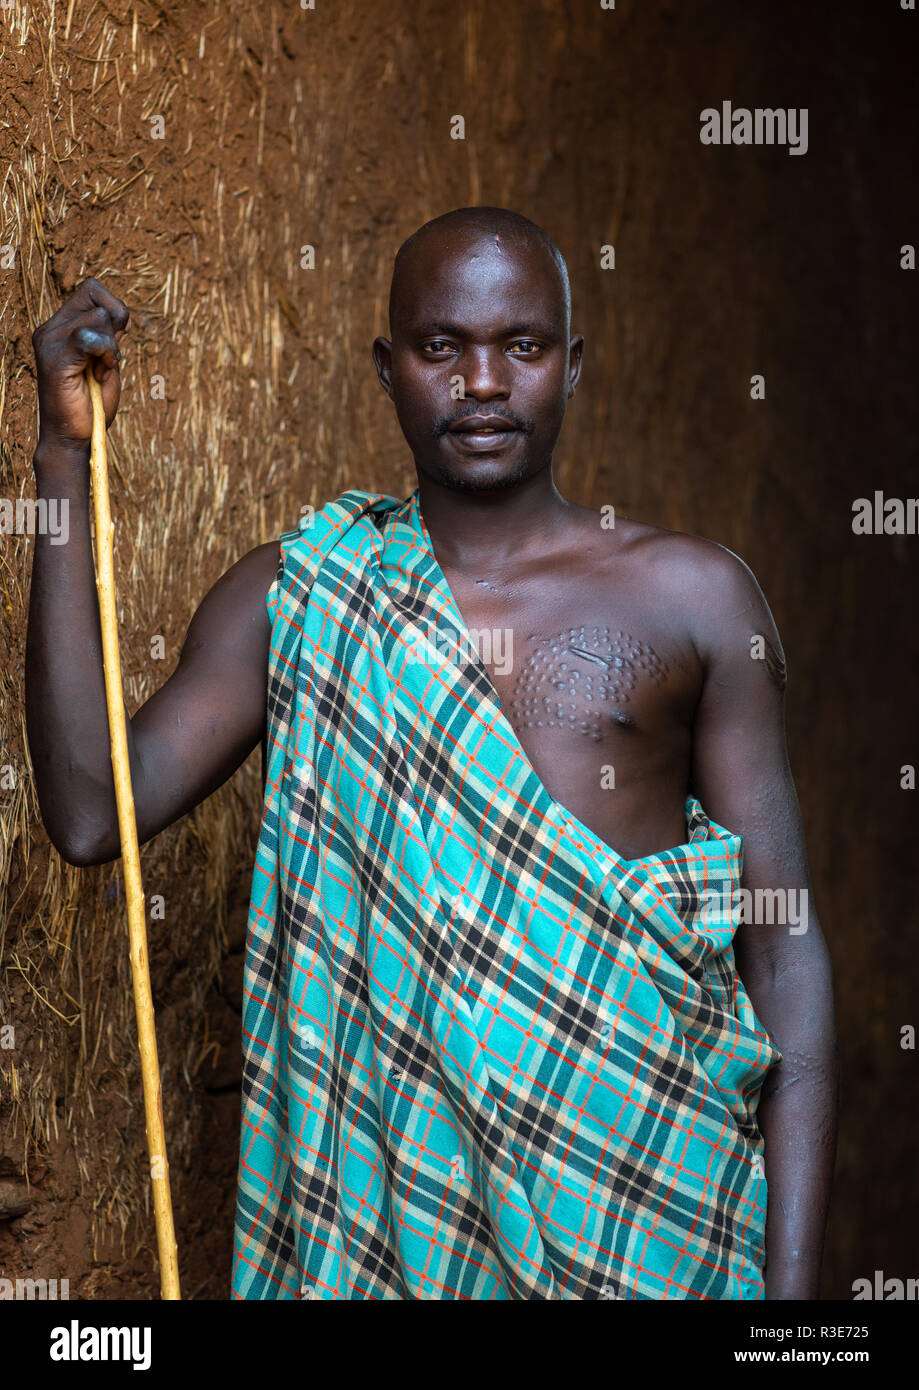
[743,933,838,1299]
[26,443,138,860]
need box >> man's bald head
[373,205,583,495]
[388,207,571,339]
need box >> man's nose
[459,347,510,400]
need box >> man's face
[373,231,583,492]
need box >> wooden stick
[87,367,181,1301]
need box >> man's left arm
[686,544,838,1300]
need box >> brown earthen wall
[0,0,915,1297]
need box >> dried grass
[0,0,320,1272]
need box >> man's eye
[508,341,541,354]
[422,340,453,353]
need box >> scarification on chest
[504,626,669,740]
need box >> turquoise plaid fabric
[232,487,781,1300]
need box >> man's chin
[429,457,532,493]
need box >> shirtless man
[26,207,836,1299]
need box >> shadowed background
[0,0,915,1297]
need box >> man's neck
[415,466,576,572]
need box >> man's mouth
[446,414,519,452]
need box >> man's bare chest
[438,564,700,754]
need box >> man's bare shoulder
[571,504,775,656]
[203,537,281,620]
[227,538,282,599]
[575,503,758,595]
[180,539,281,667]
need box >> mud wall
[0,0,915,1297]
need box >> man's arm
[26,277,281,866]
[685,543,838,1300]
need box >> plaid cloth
[232,487,781,1301]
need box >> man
[27,207,836,1300]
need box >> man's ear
[568,334,585,398]
[372,337,394,399]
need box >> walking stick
[87,366,181,1300]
